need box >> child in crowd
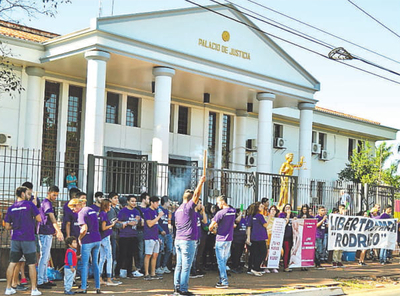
[64,236,78,295]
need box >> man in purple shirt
[315,206,328,269]
[209,195,236,289]
[4,186,42,296]
[156,196,173,275]
[37,186,64,289]
[90,191,104,213]
[68,198,102,293]
[143,196,164,280]
[173,175,205,296]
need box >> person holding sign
[332,205,346,267]
[315,206,328,269]
[278,204,296,272]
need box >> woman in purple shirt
[278,203,295,272]
[98,199,118,286]
[246,202,268,277]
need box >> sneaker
[106,281,119,286]
[381,262,386,265]
[5,288,16,295]
[251,269,262,276]
[37,284,52,289]
[178,291,194,296]
[155,267,164,274]
[143,275,152,281]
[226,265,230,271]
[162,266,171,274]
[272,269,279,273]
[12,284,28,291]
[31,289,42,296]
[111,279,122,285]
[284,268,292,272]
[215,282,229,289]
[332,262,337,268]
[261,269,270,274]
[151,275,163,280]
[358,262,367,266]
[189,272,203,279]
[64,291,75,295]
[21,278,28,285]
[45,281,57,287]
[132,270,144,277]
[337,262,344,267]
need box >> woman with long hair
[265,205,279,273]
[246,202,268,276]
[298,204,313,218]
[278,203,295,272]
[98,199,118,286]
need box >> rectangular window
[208,112,217,168]
[65,85,83,185]
[348,138,355,160]
[41,81,60,185]
[318,132,327,150]
[274,124,283,138]
[169,104,175,133]
[312,131,317,143]
[177,106,189,135]
[126,96,139,127]
[221,114,231,169]
[357,140,364,153]
[106,92,120,124]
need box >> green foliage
[338,141,400,187]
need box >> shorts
[145,239,160,255]
[10,240,37,265]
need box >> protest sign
[328,214,398,251]
[267,218,286,269]
[289,219,316,268]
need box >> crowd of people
[3,178,400,296]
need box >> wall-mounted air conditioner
[312,143,321,154]
[274,137,286,149]
[0,133,11,146]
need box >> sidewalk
[1,260,399,295]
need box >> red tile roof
[0,20,59,43]
[316,106,380,125]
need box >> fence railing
[0,147,397,247]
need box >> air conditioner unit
[312,143,321,154]
[320,150,329,161]
[274,137,286,149]
[0,133,11,146]
[245,153,257,166]
[246,139,257,150]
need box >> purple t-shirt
[233,217,247,243]
[64,207,80,238]
[175,200,197,241]
[5,200,39,241]
[158,207,169,234]
[77,207,101,244]
[212,207,236,241]
[380,213,391,219]
[144,208,159,240]
[118,207,140,238]
[99,211,112,239]
[315,215,327,239]
[90,204,100,213]
[38,198,55,235]
[250,213,268,241]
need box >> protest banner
[328,214,398,251]
[289,219,317,268]
[267,218,286,269]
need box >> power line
[183,0,400,85]
[243,0,400,66]
[208,0,400,78]
[347,0,400,39]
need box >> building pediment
[95,4,319,92]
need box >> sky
[12,0,400,134]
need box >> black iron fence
[0,147,397,247]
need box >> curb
[258,286,345,296]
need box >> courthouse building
[0,5,397,205]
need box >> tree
[338,141,400,187]
[0,0,70,96]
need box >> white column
[24,67,45,149]
[298,102,315,181]
[233,109,248,171]
[56,83,69,190]
[152,66,175,164]
[256,92,275,173]
[83,50,110,191]
[298,102,315,206]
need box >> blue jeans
[315,238,324,265]
[215,241,231,285]
[81,241,101,290]
[380,248,388,263]
[64,267,76,292]
[38,234,53,285]
[174,240,196,292]
[157,233,173,268]
[323,233,328,260]
[99,236,113,278]
[137,231,144,270]
[110,234,117,276]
